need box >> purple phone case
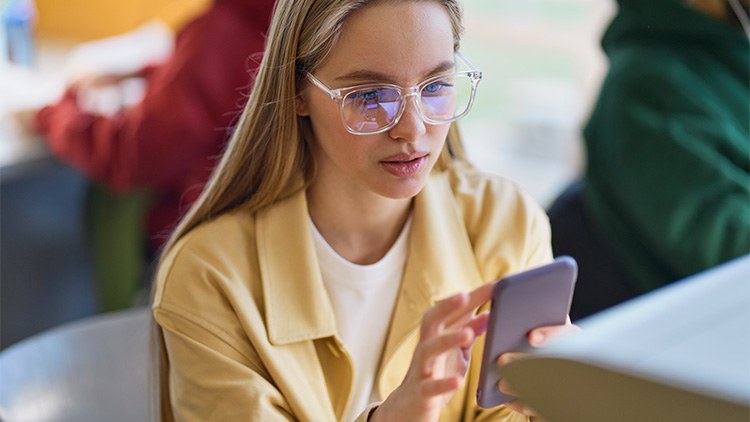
[476,256,577,408]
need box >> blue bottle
[2,0,36,67]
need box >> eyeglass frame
[305,52,483,135]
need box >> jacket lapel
[256,189,340,420]
[378,170,486,396]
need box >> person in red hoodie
[36,0,275,253]
[27,0,276,309]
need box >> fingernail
[531,331,545,345]
[476,316,489,334]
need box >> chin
[376,176,428,200]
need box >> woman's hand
[497,319,581,420]
[68,69,146,91]
[12,107,41,137]
[370,283,494,422]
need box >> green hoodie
[583,0,750,293]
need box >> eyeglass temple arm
[456,51,480,74]
[306,73,340,100]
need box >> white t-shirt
[310,216,412,422]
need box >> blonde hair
[153,1,467,418]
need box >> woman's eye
[424,82,451,94]
[354,90,380,101]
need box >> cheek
[428,124,451,152]
[305,94,347,140]
[307,103,369,163]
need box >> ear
[295,94,310,116]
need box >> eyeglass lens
[341,74,474,134]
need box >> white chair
[0,307,153,422]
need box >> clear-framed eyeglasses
[306,52,482,135]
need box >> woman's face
[299,1,456,202]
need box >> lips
[380,153,429,177]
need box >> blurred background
[462,0,614,206]
[0,0,616,349]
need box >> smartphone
[476,256,577,408]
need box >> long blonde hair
[163,0,466,255]
[153,0,467,419]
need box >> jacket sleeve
[352,403,381,422]
[584,58,750,280]
[35,6,264,193]
[155,308,296,422]
[152,218,299,422]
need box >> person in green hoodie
[555,0,750,319]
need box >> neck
[688,0,730,21]
[306,181,413,265]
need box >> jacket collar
[257,169,484,347]
[256,188,337,345]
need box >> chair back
[0,307,152,422]
[547,181,638,319]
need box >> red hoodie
[36,0,275,252]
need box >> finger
[421,292,470,338]
[13,109,40,134]
[503,399,540,417]
[420,376,461,397]
[496,352,526,367]
[452,312,489,364]
[417,327,474,373]
[464,311,490,338]
[497,378,516,396]
[528,323,581,347]
[443,283,495,327]
[443,345,471,380]
[422,283,494,338]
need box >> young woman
[152,0,575,420]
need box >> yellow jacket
[153,165,552,421]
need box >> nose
[388,94,426,142]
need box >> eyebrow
[333,60,456,84]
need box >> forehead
[317,1,456,83]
